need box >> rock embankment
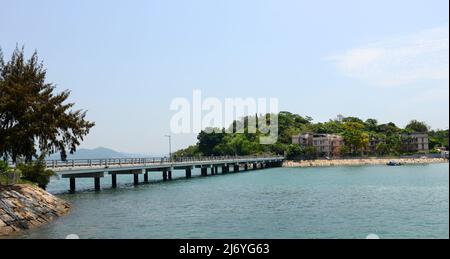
[0,184,70,237]
[284,157,448,168]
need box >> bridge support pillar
[201,167,207,176]
[111,174,117,188]
[162,170,168,181]
[210,167,215,175]
[222,165,229,174]
[244,164,248,171]
[94,177,101,191]
[69,178,76,193]
[253,163,258,170]
[144,172,149,183]
[134,174,139,185]
[234,165,239,172]
[186,168,192,179]
[168,170,173,180]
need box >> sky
[1,0,449,155]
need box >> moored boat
[387,161,403,166]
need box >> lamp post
[165,135,172,162]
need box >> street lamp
[164,135,172,161]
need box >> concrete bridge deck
[43,156,285,193]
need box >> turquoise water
[16,163,449,239]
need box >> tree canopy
[429,129,449,150]
[0,47,95,162]
[405,120,430,133]
[340,122,369,156]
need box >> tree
[428,129,449,150]
[405,120,430,133]
[308,120,344,134]
[173,145,200,158]
[342,116,364,124]
[341,122,369,156]
[277,111,311,144]
[377,122,400,135]
[197,128,225,156]
[375,142,390,156]
[268,142,288,155]
[0,47,95,163]
[286,144,302,160]
[303,146,318,160]
[385,134,403,155]
[228,134,259,155]
[365,119,378,132]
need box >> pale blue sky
[1,0,449,154]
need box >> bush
[0,160,22,186]
[286,145,302,160]
[17,160,55,189]
[0,160,8,173]
[0,161,8,185]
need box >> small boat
[387,161,403,166]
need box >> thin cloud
[328,26,449,87]
[410,87,449,103]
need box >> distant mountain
[48,147,140,160]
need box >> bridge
[44,156,285,193]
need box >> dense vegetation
[174,112,449,160]
[0,47,94,188]
[428,129,449,151]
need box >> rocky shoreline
[0,184,70,237]
[283,157,448,168]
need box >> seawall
[283,157,448,168]
[0,184,70,237]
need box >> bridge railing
[41,155,284,169]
